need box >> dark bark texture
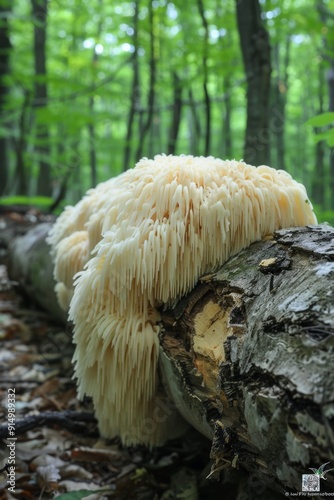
[160,224,334,495]
[236,0,271,166]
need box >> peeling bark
[160,224,334,494]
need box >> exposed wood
[159,224,334,494]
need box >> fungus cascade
[48,155,317,446]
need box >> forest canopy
[0,0,333,224]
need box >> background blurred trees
[0,0,333,222]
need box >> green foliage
[0,196,53,209]
[307,112,334,128]
[0,0,332,211]
[307,113,334,147]
[54,491,107,500]
[314,207,334,226]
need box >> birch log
[159,224,334,495]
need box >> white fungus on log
[48,154,317,446]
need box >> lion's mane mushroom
[48,170,136,309]
[48,154,317,446]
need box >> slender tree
[167,72,182,155]
[31,0,52,196]
[14,90,31,195]
[136,1,156,161]
[187,88,201,156]
[123,0,140,171]
[88,0,103,187]
[235,0,271,165]
[312,63,326,207]
[0,0,11,195]
[272,38,290,170]
[197,0,211,156]
[327,65,334,209]
[317,0,334,209]
[222,77,232,159]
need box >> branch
[0,411,97,438]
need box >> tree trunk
[7,222,66,322]
[136,1,156,161]
[123,0,140,171]
[160,224,334,495]
[167,72,182,155]
[87,0,103,187]
[87,97,97,188]
[312,63,326,207]
[32,0,52,197]
[187,88,201,156]
[222,77,232,159]
[236,0,271,166]
[197,0,211,156]
[317,0,334,210]
[14,90,31,195]
[272,38,290,170]
[327,62,334,209]
[0,1,11,195]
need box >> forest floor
[0,210,225,500]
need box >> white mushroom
[49,155,317,446]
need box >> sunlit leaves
[307,111,334,127]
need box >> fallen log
[160,224,334,495]
[7,222,66,322]
[6,222,334,495]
